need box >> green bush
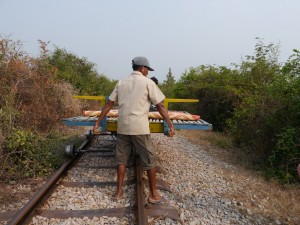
[173,65,241,131]
[48,48,117,96]
[267,128,300,183]
[171,39,300,183]
[227,40,282,154]
[1,129,67,180]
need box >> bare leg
[147,167,163,201]
[116,164,126,198]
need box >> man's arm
[156,101,175,137]
[93,100,115,134]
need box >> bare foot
[115,189,123,199]
[148,192,163,202]
[148,195,168,204]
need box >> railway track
[5,132,180,225]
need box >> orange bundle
[83,110,119,117]
[83,110,200,121]
[148,111,200,121]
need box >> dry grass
[178,130,300,224]
[0,177,46,210]
[0,37,82,134]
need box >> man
[149,76,159,111]
[93,56,175,203]
[150,76,158,85]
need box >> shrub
[173,65,241,131]
[48,48,117,96]
[1,129,67,180]
[0,37,82,181]
[267,128,300,183]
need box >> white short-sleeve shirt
[109,71,165,135]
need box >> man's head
[132,56,154,76]
[150,76,158,85]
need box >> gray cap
[132,56,154,71]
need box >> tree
[160,68,176,98]
[47,48,116,96]
[172,65,241,130]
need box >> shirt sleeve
[109,81,119,102]
[148,82,165,105]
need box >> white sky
[1,0,300,81]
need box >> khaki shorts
[115,134,156,170]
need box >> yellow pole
[164,98,199,110]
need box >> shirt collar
[131,71,143,76]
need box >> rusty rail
[135,157,147,225]
[7,138,91,225]
[7,158,76,225]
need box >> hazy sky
[1,0,299,81]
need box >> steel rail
[135,157,147,225]
[7,138,91,225]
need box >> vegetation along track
[4,132,180,225]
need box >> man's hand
[92,100,115,135]
[168,127,175,137]
[156,101,175,138]
[93,125,101,135]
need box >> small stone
[237,201,243,206]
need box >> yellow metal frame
[164,98,199,110]
[73,95,199,110]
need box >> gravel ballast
[1,132,300,224]
[151,133,299,225]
